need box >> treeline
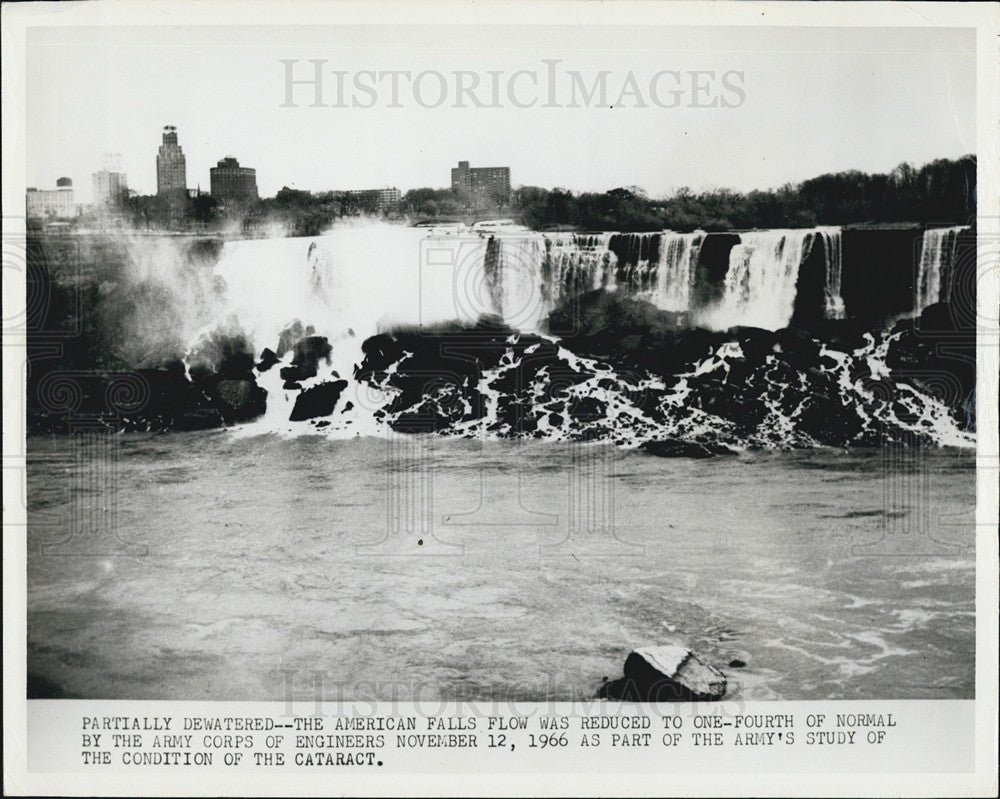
[115,187,396,237]
[398,188,467,220]
[251,187,393,236]
[251,187,474,234]
[123,189,221,230]
[513,156,976,232]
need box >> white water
[700,227,846,330]
[495,229,704,319]
[192,223,478,436]
[705,229,816,330]
[651,231,705,312]
[200,226,825,348]
[183,222,971,447]
[546,232,617,297]
[619,232,659,297]
[818,227,846,320]
[915,226,967,314]
[489,235,552,331]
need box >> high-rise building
[156,126,187,194]
[209,157,259,203]
[26,178,77,219]
[450,160,511,206]
[93,169,129,210]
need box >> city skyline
[26,24,976,204]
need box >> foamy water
[184,226,973,448]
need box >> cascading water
[619,232,660,296]
[707,229,816,330]
[817,227,845,319]
[483,232,620,330]
[650,231,705,312]
[490,235,551,331]
[188,222,474,436]
[182,222,971,448]
[542,233,617,306]
[915,226,967,314]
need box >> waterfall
[481,232,620,330]
[181,221,974,446]
[817,227,845,319]
[708,229,816,330]
[620,232,660,295]
[915,226,967,314]
[543,232,617,307]
[491,235,549,331]
[650,231,705,312]
[200,225,856,366]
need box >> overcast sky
[26,24,976,203]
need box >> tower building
[156,126,187,194]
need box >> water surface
[27,433,975,701]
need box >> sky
[26,24,977,204]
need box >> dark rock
[692,233,741,309]
[360,332,403,364]
[641,439,735,458]
[214,378,267,422]
[790,230,827,328]
[732,326,778,363]
[599,646,727,702]
[569,396,607,422]
[188,331,256,383]
[289,379,348,421]
[728,659,747,668]
[277,320,311,357]
[918,301,959,333]
[218,351,255,380]
[811,318,870,353]
[176,407,225,431]
[841,226,923,327]
[257,348,279,372]
[774,327,821,370]
[292,335,333,376]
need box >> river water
[27,432,975,701]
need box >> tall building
[26,178,77,219]
[450,160,511,206]
[156,125,187,194]
[92,169,129,210]
[209,156,259,203]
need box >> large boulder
[640,439,736,458]
[774,327,821,371]
[918,301,960,333]
[599,645,727,702]
[731,326,778,363]
[215,379,267,422]
[280,335,333,384]
[289,379,348,421]
[187,330,256,384]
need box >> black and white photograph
[3,1,998,795]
